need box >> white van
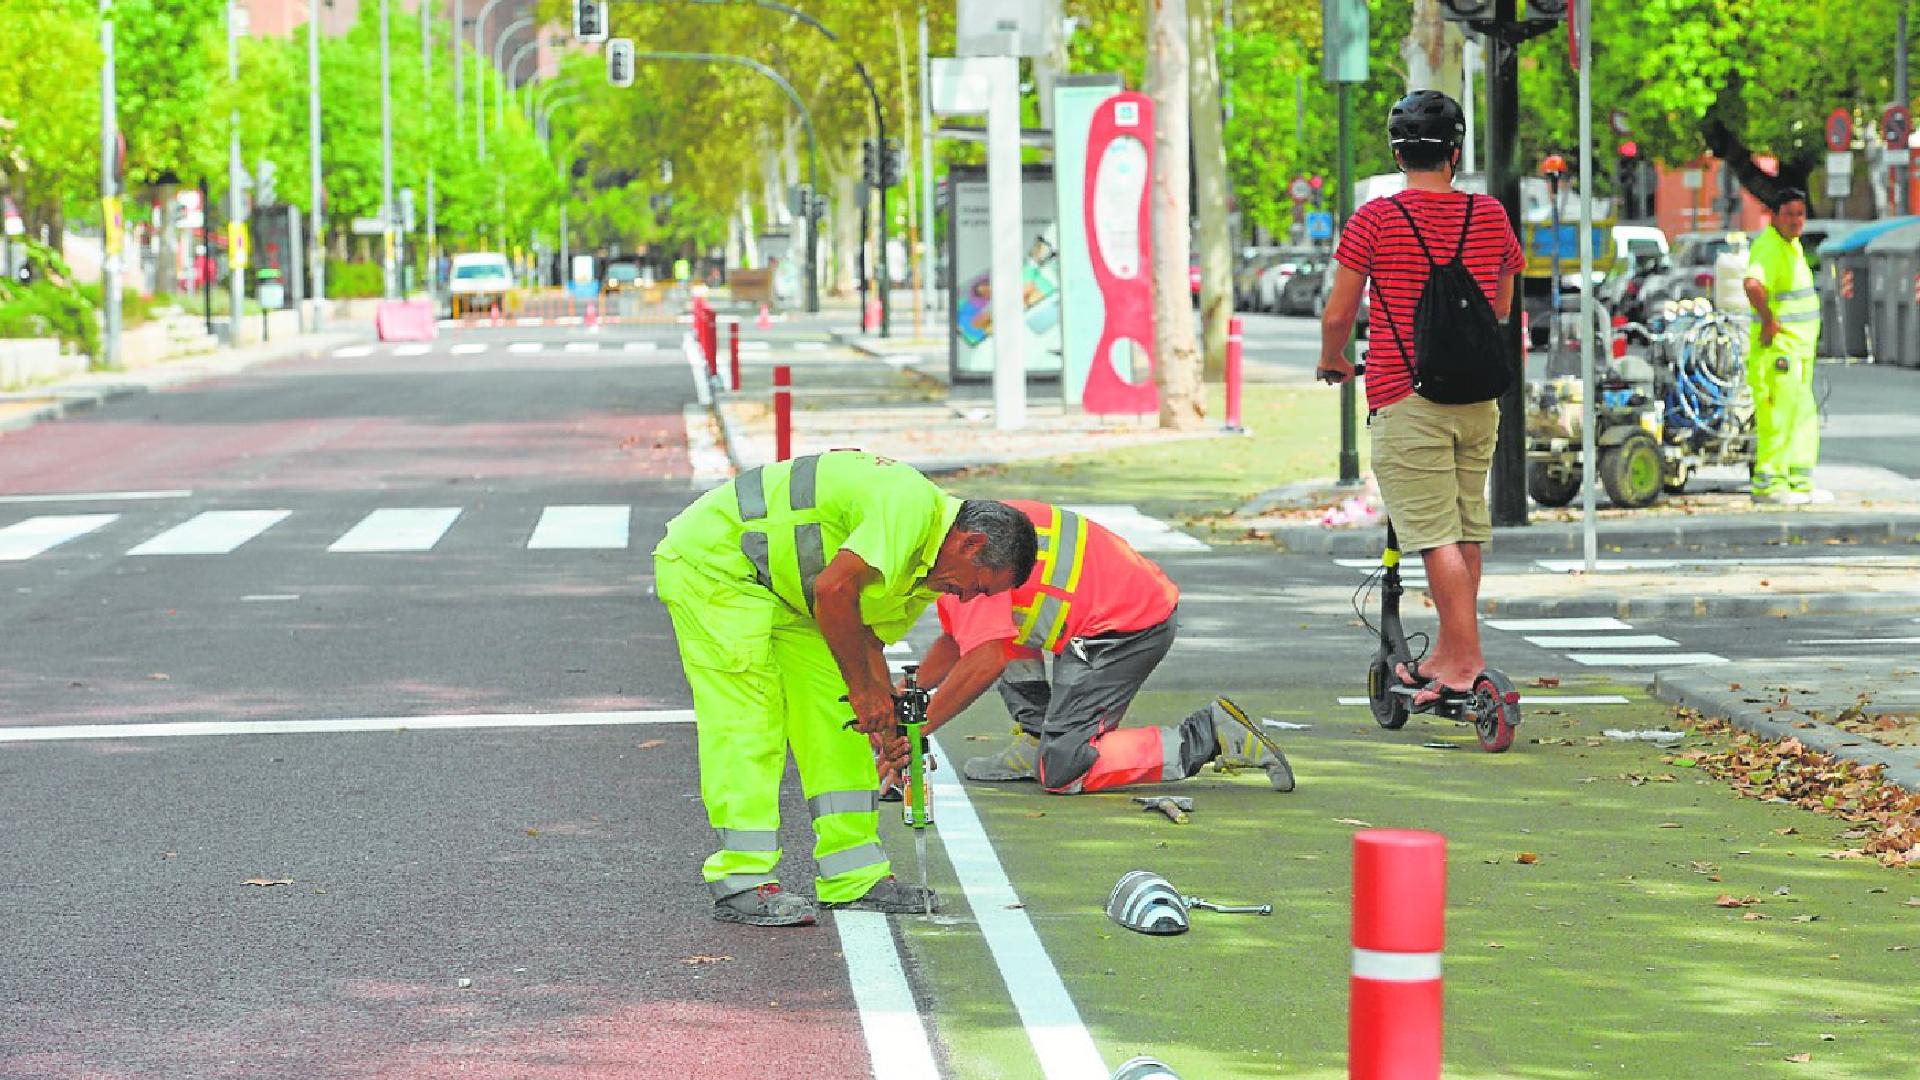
[1612,225,1669,263]
[448,252,514,315]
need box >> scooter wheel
[1367,657,1410,730]
[1471,670,1521,753]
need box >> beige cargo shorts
[1369,394,1500,553]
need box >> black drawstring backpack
[1376,194,1512,405]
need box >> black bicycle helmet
[1388,90,1466,149]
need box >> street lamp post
[380,0,397,298]
[507,40,539,124]
[226,0,244,344]
[422,0,436,300]
[453,0,464,143]
[100,0,121,367]
[308,0,324,329]
[490,16,534,140]
[471,0,510,161]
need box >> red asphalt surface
[0,342,884,1079]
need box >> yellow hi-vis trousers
[655,551,891,904]
[1749,346,1820,493]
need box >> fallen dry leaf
[1515,852,1538,865]
[638,739,667,749]
[1785,1053,1811,1063]
[242,878,292,887]
[1534,676,1561,689]
[1791,914,1821,923]
[148,673,171,681]
[1715,894,1760,908]
[683,955,732,966]
[1742,912,1770,920]
[1335,818,1374,828]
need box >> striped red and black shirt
[1333,189,1525,410]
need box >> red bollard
[1349,829,1446,1080]
[1225,316,1245,432]
[702,311,718,381]
[773,365,793,462]
[1611,314,1629,360]
[729,320,742,392]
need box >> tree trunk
[1148,0,1205,430]
[834,169,859,296]
[153,185,180,298]
[1401,0,1464,100]
[1190,0,1232,383]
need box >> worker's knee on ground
[1037,736,1098,793]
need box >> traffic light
[1440,0,1565,22]
[879,140,906,189]
[573,0,608,43]
[861,139,880,188]
[607,38,634,88]
[659,158,673,184]
[1615,141,1640,219]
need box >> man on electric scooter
[1313,90,1526,708]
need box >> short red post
[1611,314,1629,360]
[1225,316,1245,432]
[703,310,718,381]
[729,319,742,392]
[773,365,793,462]
[1349,829,1446,1080]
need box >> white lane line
[0,514,119,560]
[0,709,695,743]
[928,735,1107,1079]
[1567,653,1728,667]
[127,510,290,556]
[624,341,659,353]
[795,341,827,352]
[1794,636,1920,646]
[528,505,630,549]
[452,343,488,355]
[1524,634,1680,649]
[0,489,191,505]
[835,912,941,1080]
[327,507,463,553]
[1536,558,1680,572]
[1338,694,1632,706]
[1066,504,1209,552]
[508,342,544,354]
[393,344,432,357]
[242,594,301,602]
[739,341,772,352]
[515,317,544,327]
[1487,617,1633,632]
[564,341,601,353]
[332,345,376,358]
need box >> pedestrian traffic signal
[607,38,634,88]
[573,0,608,43]
[861,139,880,188]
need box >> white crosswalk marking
[1567,652,1727,667]
[795,341,827,351]
[623,341,659,353]
[1486,617,1633,632]
[393,344,431,357]
[452,343,487,355]
[1524,634,1680,649]
[564,341,600,353]
[128,510,290,555]
[1334,557,1427,583]
[328,508,463,553]
[1066,504,1209,552]
[332,345,375,358]
[0,514,119,560]
[509,342,543,354]
[527,505,629,549]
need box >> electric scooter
[1317,363,1523,752]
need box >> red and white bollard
[1225,316,1245,433]
[863,296,881,333]
[773,365,793,462]
[585,301,599,330]
[728,319,742,393]
[1349,829,1446,1080]
[756,302,772,331]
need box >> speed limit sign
[1289,176,1313,203]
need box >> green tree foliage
[0,0,99,231]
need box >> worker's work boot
[1205,697,1297,792]
[963,728,1041,782]
[821,875,941,914]
[712,882,818,927]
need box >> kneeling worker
[909,500,1293,794]
[655,451,1037,927]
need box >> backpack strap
[1452,194,1475,265]
[1387,196,1441,268]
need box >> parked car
[603,261,642,292]
[1637,231,1739,312]
[1275,259,1329,316]
[1308,267,1369,339]
[448,252,514,315]
[1234,251,1286,310]
[1254,250,1319,312]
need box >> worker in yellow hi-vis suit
[654,451,1038,927]
[1743,188,1826,505]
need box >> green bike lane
[879,679,1920,1079]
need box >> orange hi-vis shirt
[936,500,1179,656]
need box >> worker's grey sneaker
[963,728,1041,782]
[821,875,941,914]
[712,883,818,927]
[1206,697,1297,792]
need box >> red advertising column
[1081,91,1158,415]
[1349,829,1446,1080]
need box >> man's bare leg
[1412,542,1484,696]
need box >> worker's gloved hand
[847,683,895,736]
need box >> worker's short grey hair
[954,500,1039,581]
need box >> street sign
[350,216,387,236]
[1289,176,1313,203]
[1825,151,1854,201]
[1306,211,1335,241]
[1321,0,1369,84]
[1827,108,1854,153]
[1883,104,1912,166]
[1681,168,1704,191]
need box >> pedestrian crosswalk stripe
[452,343,487,355]
[527,505,629,549]
[332,345,375,358]
[128,510,291,556]
[1524,634,1679,649]
[1487,617,1633,632]
[563,341,600,353]
[794,341,827,352]
[328,507,463,553]
[1066,504,1209,552]
[623,341,659,353]
[1337,694,1631,707]
[0,514,119,561]
[508,342,543,354]
[393,344,431,357]
[1794,636,1920,646]
[1567,652,1727,667]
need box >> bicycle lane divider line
[0,710,696,742]
[925,733,1108,1079]
[835,911,941,1080]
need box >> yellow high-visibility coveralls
[654,451,959,903]
[1745,226,1822,495]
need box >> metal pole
[100,0,120,368]
[227,0,244,344]
[1462,37,1477,175]
[472,0,509,162]
[986,53,1024,429]
[1898,1,1911,215]
[1576,0,1596,571]
[493,16,533,133]
[1487,3,1528,528]
[918,9,935,314]
[423,0,436,303]
[380,0,396,299]
[1337,82,1359,484]
[502,30,536,130]
[308,0,324,329]
[454,0,464,144]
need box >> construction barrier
[374,299,436,342]
[1349,829,1446,1080]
